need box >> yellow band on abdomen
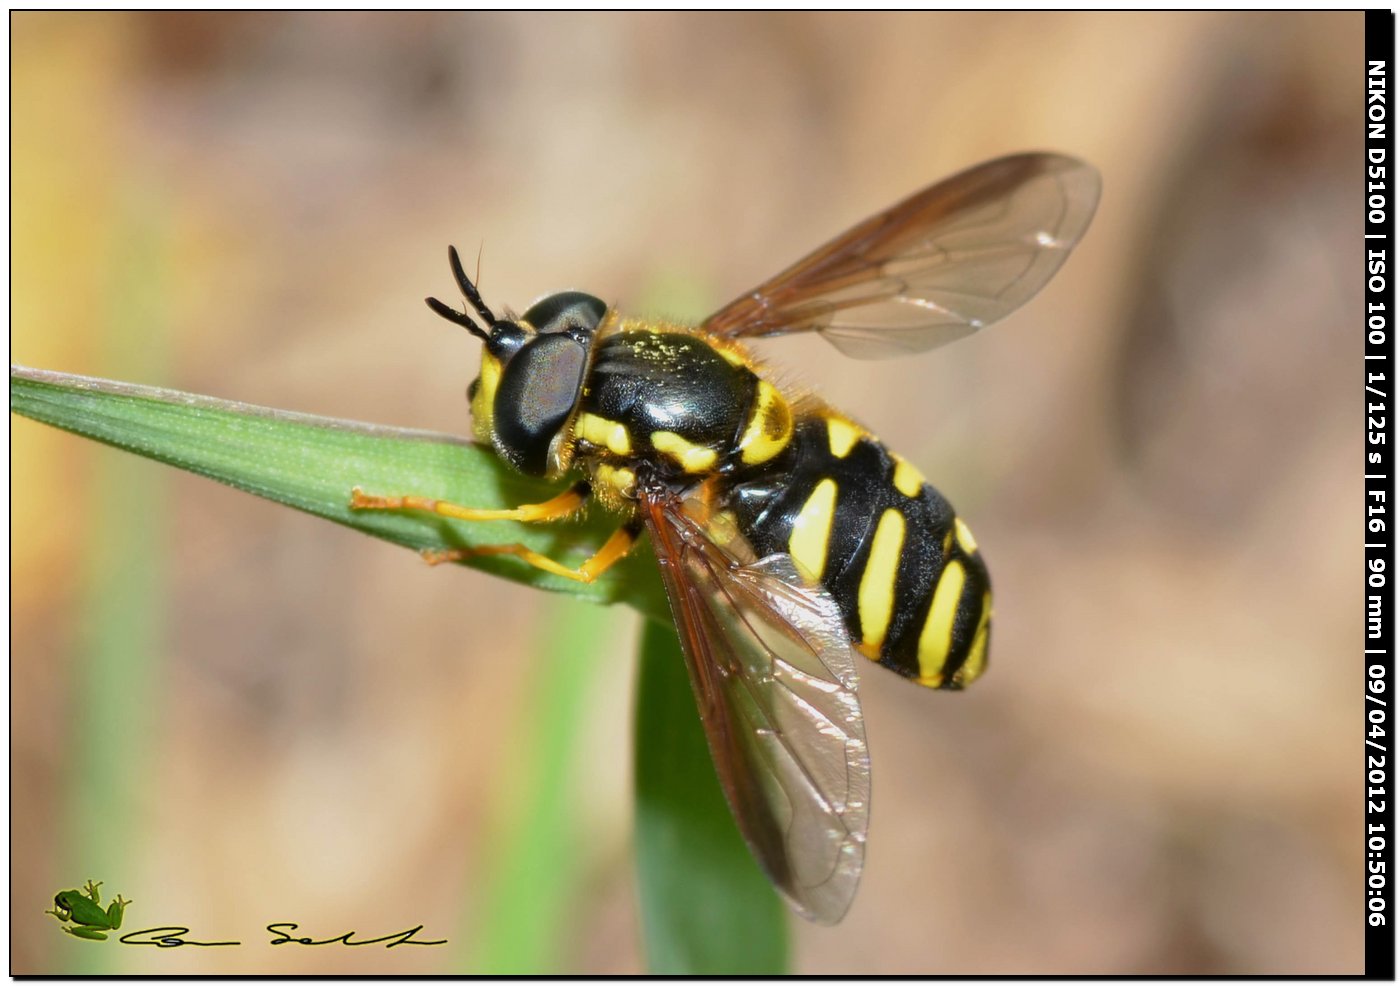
[916,559,966,685]
[858,508,906,653]
[788,478,838,582]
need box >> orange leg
[349,480,637,582]
[421,522,640,583]
[350,480,590,523]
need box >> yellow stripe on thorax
[857,508,906,654]
[714,343,750,368]
[737,380,794,466]
[575,412,632,456]
[916,559,966,686]
[788,478,838,582]
[594,463,637,497]
[650,431,718,473]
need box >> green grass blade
[13,363,794,971]
[63,440,164,974]
[9,365,667,622]
[633,618,789,974]
[464,598,621,973]
[58,192,170,975]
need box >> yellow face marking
[736,380,794,466]
[857,508,906,653]
[471,353,502,444]
[916,559,966,686]
[575,412,632,456]
[953,594,992,687]
[826,417,862,458]
[787,478,838,582]
[941,529,953,557]
[651,431,718,473]
[892,456,926,498]
[954,517,978,554]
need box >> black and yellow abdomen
[569,325,989,690]
[728,414,991,690]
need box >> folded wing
[641,494,871,924]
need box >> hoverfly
[351,153,1100,924]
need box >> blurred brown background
[12,11,1363,974]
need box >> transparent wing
[640,492,870,925]
[703,153,1101,358]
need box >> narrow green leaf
[465,598,621,973]
[13,363,793,971]
[60,190,171,975]
[10,365,667,623]
[634,618,789,974]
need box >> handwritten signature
[116,923,446,948]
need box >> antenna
[425,245,499,340]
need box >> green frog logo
[46,880,130,941]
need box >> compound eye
[492,333,589,475]
[522,292,607,338]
